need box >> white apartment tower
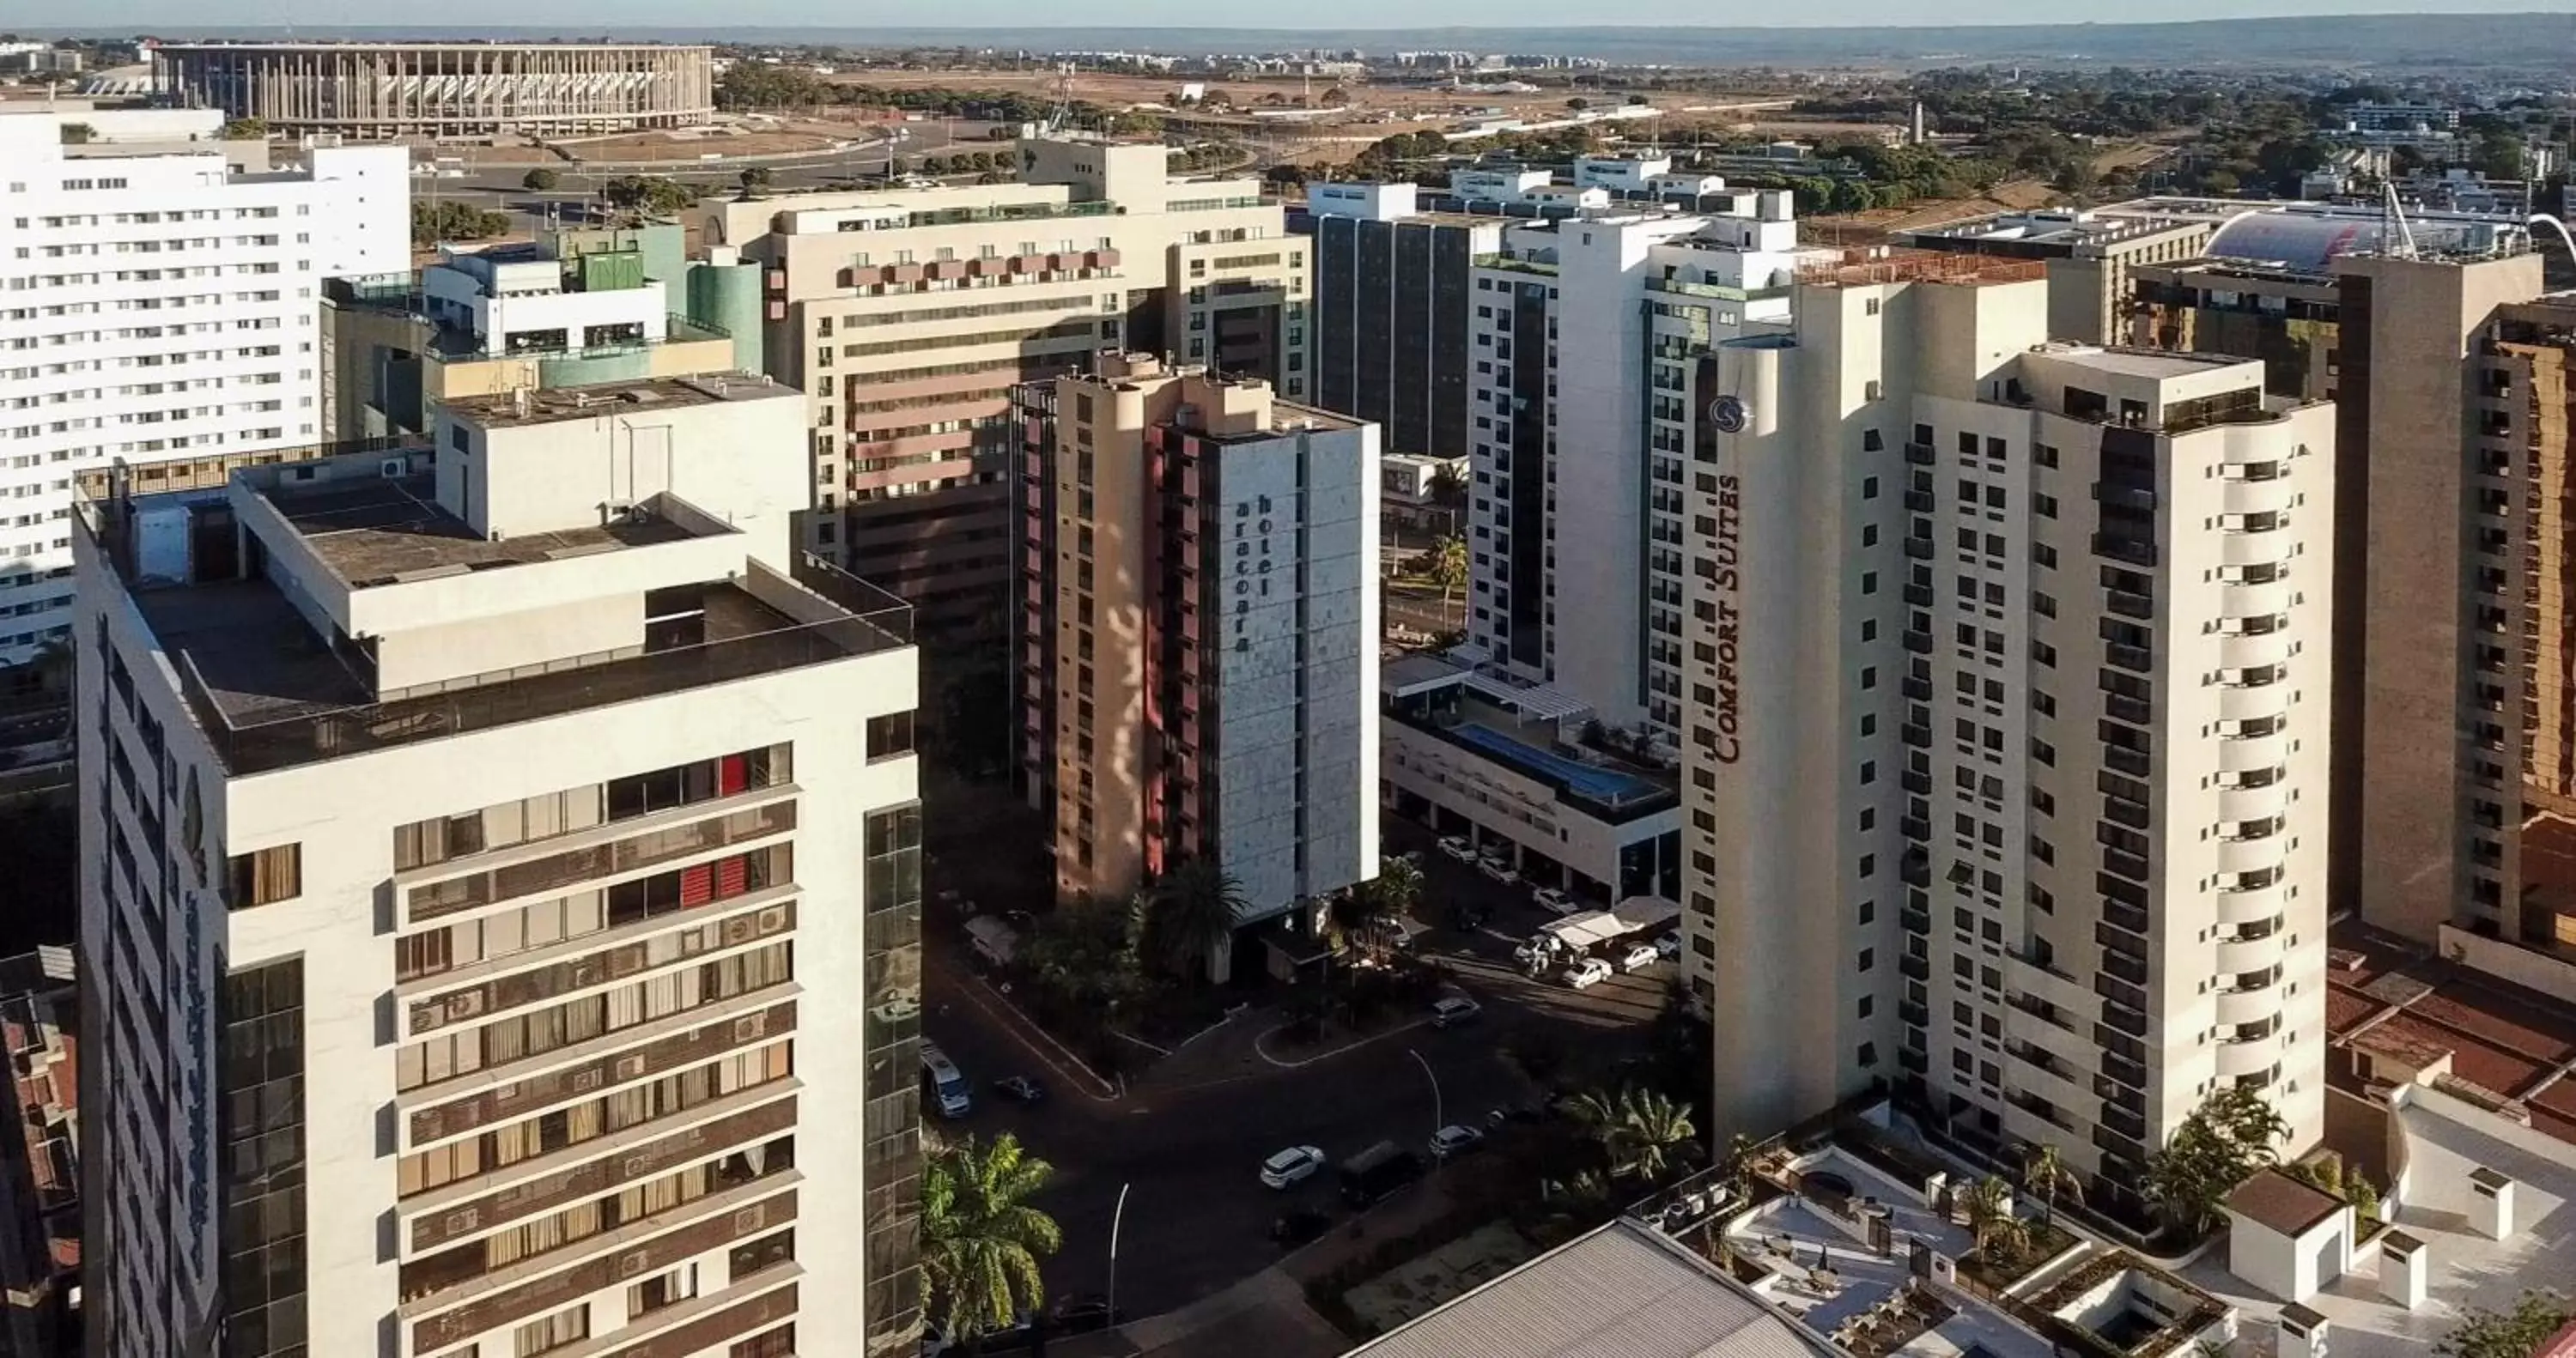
[1464,194,1810,750]
[0,111,407,661]
[76,375,927,1358]
[1688,255,2333,1216]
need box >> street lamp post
[1406,1046,1443,1139]
[1107,1180,1131,1325]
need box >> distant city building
[321,222,763,442]
[2342,102,2463,134]
[76,373,925,1357]
[0,949,76,1358]
[1687,251,2335,1210]
[150,41,716,136]
[1899,209,2216,344]
[1379,451,1467,530]
[1303,184,1504,462]
[0,110,408,664]
[1013,356,1376,976]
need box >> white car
[1437,836,1478,863]
[1261,1144,1327,1190]
[1431,995,1482,1028]
[1562,957,1613,989]
[1654,930,1683,960]
[1477,858,1520,885]
[1429,1124,1486,1161]
[1513,937,1558,969]
[1531,887,1577,915]
[1615,943,1661,973]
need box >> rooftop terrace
[439,372,789,429]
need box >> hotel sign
[1693,355,1746,766]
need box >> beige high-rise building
[1687,252,2335,1221]
[698,141,1309,660]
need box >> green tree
[410,199,510,246]
[921,1133,1064,1341]
[1146,860,1244,979]
[520,167,560,192]
[2434,1290,2573,1358]
[1566,97,1589,112]
[2142,1087,2288,1239]
[58,123,91,145]
[1428,534,1468,605]
[2020,1143,2083,1229]
[921,155,948,175]
[1330,880,1399,961]
[738,166,773,195]
[219,116,266,140]
[602,174,696,219]
[1568,1085,1697,1182]
[1963,1174,2032,1261]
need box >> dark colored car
[1338,1140,1427,1208]
[993,1076,1047,1104]
[1271,1209,1334,1249]
[1051,1297,1127,1334]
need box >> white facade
[1687,265,2332,1204]
[1451,166,1555,205]
[1465,196,1810,749]
[1571,154,1674,191]
[77,374,926,1358]
[1307,181,1420,221]
[0,110,406,660]
[422,245,671,357]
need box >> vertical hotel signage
[1692,353,1746,765]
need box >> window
[629,1264,700,1318]
[866,712,915,761]
[515,1303,588,1356]
[228,844,301,908]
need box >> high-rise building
[75,373,926,1358]
[0,948,76,1358]
[1686,252,2335,1215]
[0,110,407,663]
[1302,182,1503,460]
[696,140,1309,648]
[1464,195,1812,750]
[2126,212,2576,985]
[1013,355,1377,973]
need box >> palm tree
[1607,1087,1698,1184]
[1329,879,1397,961]
[921,1133,1063,1341]
[1717,1132,1762,1192]
[1428,534,1469,606]
[1148,860,1245,980]
[1375,855,1425,920]
[1962,1174,2032,1262]
[2020,1143,2083,1229]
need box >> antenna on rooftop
[2380,179,2420,260]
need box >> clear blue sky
[53,0,2576,28]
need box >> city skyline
[29,1,2576,32]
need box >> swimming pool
[1449,723,1661,803]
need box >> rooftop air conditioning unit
[379,458,406,479]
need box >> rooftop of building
[1793,247,2050,289]
[2322,918,2576,1149]
[441,373,793,429]
[1383,653,1678,820]
[2023,343,2256,381]
[262,472,709,591]
[1339,1218,1841,1358]
[153,39,710,52]
[2179,1082,2576,1358]
[2226,1167,2349,1237]
[1904,209,2212,249]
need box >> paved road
[905,773,1672,1320]
[1384,584,1462,640]
[922,942,1528,1317]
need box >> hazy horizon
[39,0,2576,33]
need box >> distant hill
[46,14,2576,69]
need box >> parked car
[1386,850,1424,870]
[994,1075,1048,1104]
[1614,943,1661,973]
[1437,836,1478,863]
[1562,957,1613,990]
[1431,995,1482,1028]
[1051,1296,1126,1335]
[1261,1144,1328,1190]
[1272,1208,1334,1249]
[1478,858,1521,885]
[1429,1124,1487,1161]
[1340,1140,1428,1207]
[1655,930,1683,960]
[1531,886,1577,915]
